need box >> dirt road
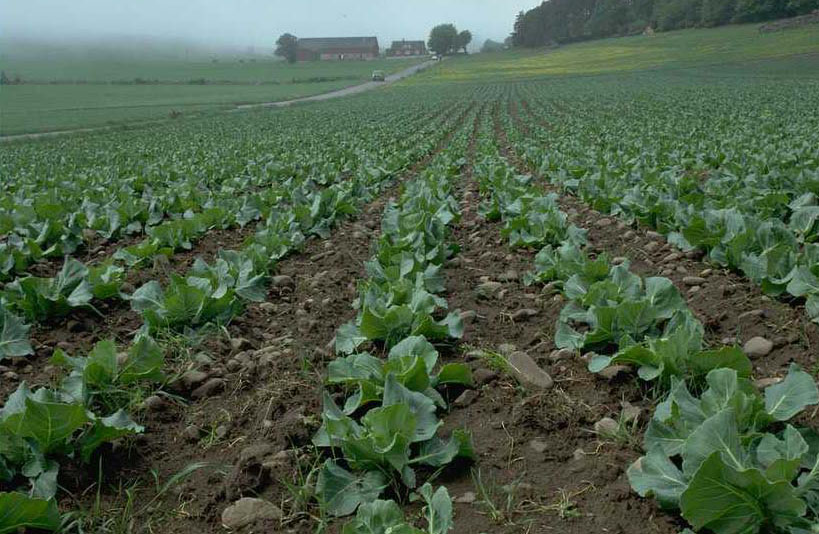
[235,59,437,110]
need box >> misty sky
[2,0,537,51]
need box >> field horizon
[3,22,819,137]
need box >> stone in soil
[529,439,548,453]
[549,348,574,362]
[498,269,519,282]
[142,395,166,411]
[183,425,202,442]
[598,365,630,380]
[511,308,539,321]
[755,377,783,388]
[620,401,641,423]
[498,343,517,355]
[181,370,209,389]
[191,377,226,399]
[594,417,619,436]
[270,275,295,289]
[743,336,774,358]
[453,390,479,407]
[507,351,553,390]
[221,497,282,529]
[230,337,251,351]
[455,492,477,504]
[475,281,502,299]
[472,368,498,386]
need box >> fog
[2,0,536,53]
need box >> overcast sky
[2,0,536,51]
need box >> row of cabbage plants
[480,104,819,533]
[0,97,460,281]
[509,77,819,324]
[309,109,481,532]
[0,98,472,532]
[0,102,470,359]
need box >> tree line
[512,0,819,46]
[428,24,472,55]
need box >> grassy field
[1,54,420,84]
[0,57,423,135]
[412,23,819,82]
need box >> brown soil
[4,95,816,534]
[434,140,680,533]
[77,198,388,534]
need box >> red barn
[295,37,380,61]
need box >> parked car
[431,55,439,61]
[371,70,386,82]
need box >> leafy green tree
[428,24,458,55]
[786,0,819,15]
[701,0,737,26]
[455,30,473,53]
[481,39,505,53]
[655,0,703,30]
[275,33,299,64]
[733,0,787,21]
[586,0,630,37]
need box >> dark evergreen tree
[508,0,811,48]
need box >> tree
[585,0,630,37]
[456,30,473,53]
[701,0,737,26]
[481,39,505,53]
[786,0,819,15]
[275,33,299,63]
[655,0,703,30]
[428,24,458,55]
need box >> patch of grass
[593,408,642,448]
[410,23,819,83]
[464,346,510,375]
[471,468,521,525]
[0,57,425,135]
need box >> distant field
[413,23,819,82]
[0,55,420,84]
[0,57,423,135]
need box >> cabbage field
[1,41,819,534]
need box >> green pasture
[0,57,422,135]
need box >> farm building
[295,37,380,61]
[387,40,427,57]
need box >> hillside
[415,23,819,82]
